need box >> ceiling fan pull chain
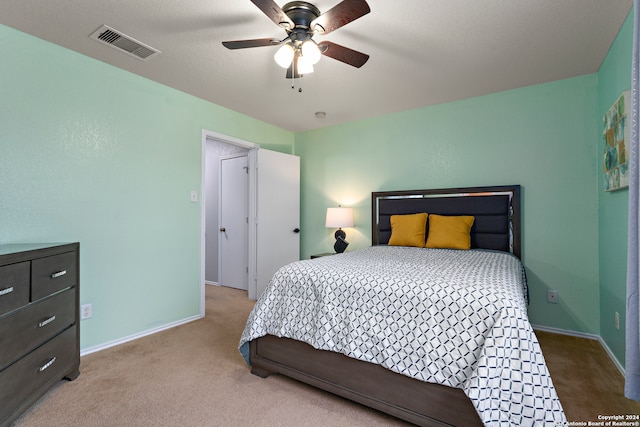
[291,74,302,92]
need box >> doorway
[201,131,255,316]
[200,129,301,316]
[203,138,251,287]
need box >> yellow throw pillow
[425,214,475,250]
[388,213,428,247]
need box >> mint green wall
[0,25,293,351]
[598,11,633,367]
[295,74,600,334]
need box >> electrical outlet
[615,312,620,330]
[81,303,92,320]
[547,290,558,304]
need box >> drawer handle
[0,286,13,296]
[39,356,57,372]
[38,315,56,328]
[50,270,67,279]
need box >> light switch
[190,191,198,202]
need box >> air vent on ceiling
[89,25,160,61]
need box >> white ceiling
[0,0,633,132]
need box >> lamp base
[334,236,349,253]
[334,229,346,240]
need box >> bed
[238,185,565,426]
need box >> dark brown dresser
[0,243,80,427]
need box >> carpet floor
[12,285,640,426]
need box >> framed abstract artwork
[603,90,631,191]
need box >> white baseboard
[80,314,202,357]
[532,324,600,340]
[205,281,219,286]
[599,337,625,375]
[532,324,625,375]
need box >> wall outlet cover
[81,303,92,320]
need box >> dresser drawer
[0,288,76,370]
[0,326,76,426]
[0,261,30,317]
[31,251,77,301]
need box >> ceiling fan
[222,0,370,80]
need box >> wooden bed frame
[249,185,521,426]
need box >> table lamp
[325,206,354,253]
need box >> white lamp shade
[325,207,354,228]
[274,43,295,68]
[297,55,314,74]
[301,40,322,65]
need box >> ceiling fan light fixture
[274,43,295,68]
[297,55,314,74]
[301,40,321,65]
[223,0,371,83]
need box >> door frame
[201,130,258,316]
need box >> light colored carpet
[12,285,640,426]
[13,286,408,426]
[536,329,640,422]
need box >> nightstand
[310,253,335,259]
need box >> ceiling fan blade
[222,38,281,49]
[250,0,295,29]
[311,0,370,35]
[318,41,369,68]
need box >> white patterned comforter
[239,246,565,426]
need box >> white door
[255,149,300,299]
[219,155,248,290]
